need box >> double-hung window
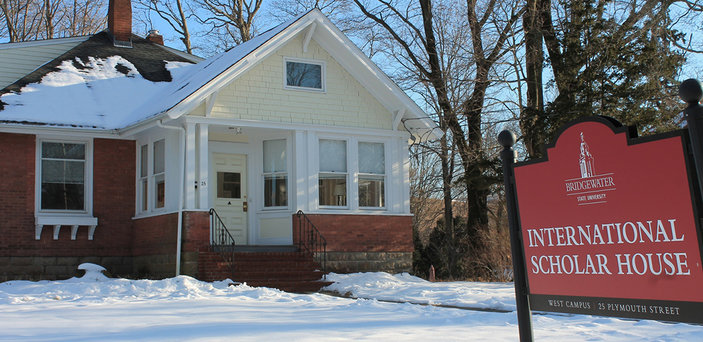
[153,139,165,209]
[40,142,86,211]
[139,144,148,212]
[263,139,288,208]
[138,139,166,213]
[319,139,347,207]
[358,142,385,208]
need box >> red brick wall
[132,213,178,256]
[132,211,210,255]
[0,135,135,254]
[183,211,211,253]
[92,138,134,255]
[0,133,35,255]
[293,214,413,252]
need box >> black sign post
[681,79,703,202]
[498,130,533,342]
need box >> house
[0,0,436,290]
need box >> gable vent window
[285,59,324,91]
[40,142,86,210]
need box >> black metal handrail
[295,210,327,275]
[209,208,236,247]
[209,208,236,277]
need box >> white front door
[211,153,248,245]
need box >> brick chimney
[108,0,132,46]
[146,30,164,45]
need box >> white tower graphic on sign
[579,132,595,178]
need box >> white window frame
[283,57,326,92]
[317,138,349,209]
[35,137,94,216]
[138,144,149,213]
[135,137,167,214]
[357,141,387,210]
[152,139,166,210]
[262,138,289,210]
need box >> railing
[294,210,327,275]
[209,208,236,277]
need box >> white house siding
[0,38,87,89]
[209,35,393,130]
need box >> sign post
[499,130,533,342]
[681,79,703,202]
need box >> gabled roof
[0,10,437,139]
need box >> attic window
[285,59,324,91]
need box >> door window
[217,172,241,199]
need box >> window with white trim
[137,138,166,213]
[153,139,165,209]
[40,141,86,211]
[285,59,324,91]
[263,139,288,208]
[358,142,385,208]
[139,144,148,212]
[319,139,347,207]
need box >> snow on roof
[0,56,190,129]
[0,12,305,131]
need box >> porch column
[197,123,209,209]
[185,122,196,209]
[294,130,309,211]
[400,137,411,214]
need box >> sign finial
[679,79,702,105]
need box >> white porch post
[294,130,308,211]
[400,137,411,214]
[185,122,196,209]
[198,123,209,209]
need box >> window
[319,139,347,206]
[137,138,166,213]
[40,142,86,211]
[217,172,241,198]
[263,139,287,207]
[139,144,148,212]
[153,139,165,209]
[285,60,323,90]
[358,142,385,208]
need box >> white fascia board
[184,115,411,139]
[0,124,123,139]
[165,15,317,121]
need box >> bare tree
[352,0,522,279]
[42,0,66,38]
[1,0,44,42]
[64,0,106,36]
[136,0,193,53]
[1,0,105,42]
[195,0,262,46]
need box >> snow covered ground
[0,267,701,341]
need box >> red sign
[513,117,703,323]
